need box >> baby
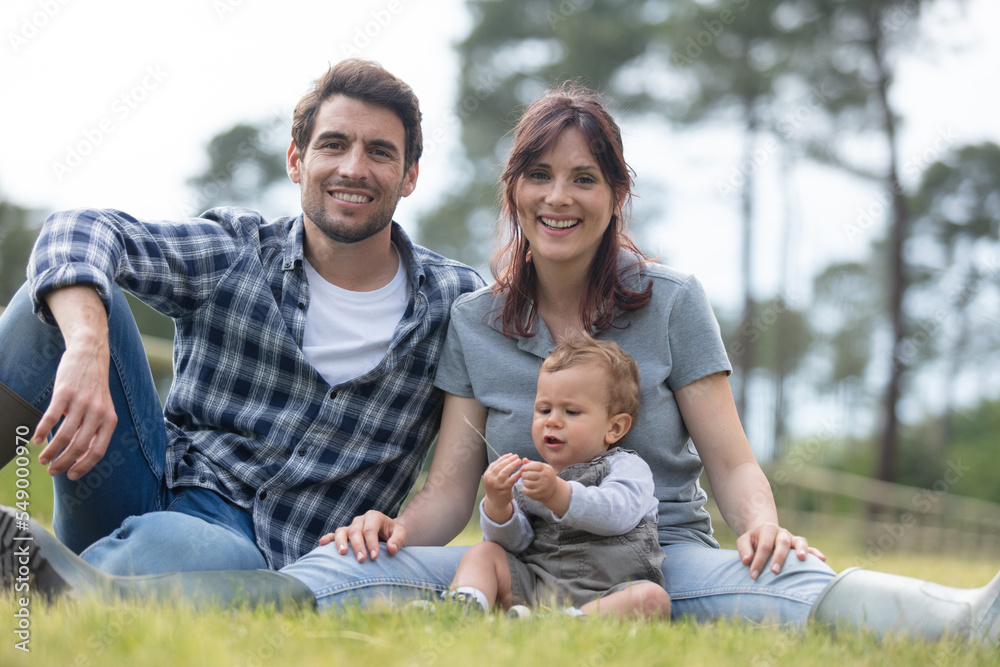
[447,335,671,618]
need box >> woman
[284,84,999,641]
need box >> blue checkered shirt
[29,207,484,568]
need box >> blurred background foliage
[2,0,998,503]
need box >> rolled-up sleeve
[28,207,246,323]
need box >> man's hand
[520,461,570,516]
[35,286,117,480]
[320,510,408,563]
[481,453,524,524]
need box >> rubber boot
[809,566,1000,644]
[1,508,317,611]
[0,379,42,469]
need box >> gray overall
[506,448,666,609]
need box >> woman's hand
[481,453,524,523]
[675,373,826,578]
[737,522,826,580]
[319,510,408,563]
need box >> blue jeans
[282,540,835,624]
[0,284,266,574]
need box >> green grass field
[2,460,998,665]
[4,529,997,665]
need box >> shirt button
[259,490,268,500]
[329,390,337,400]
[297,302,306,310]
[199,475,207,484]
[297,447,307,456]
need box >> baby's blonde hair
[540,335,640,419]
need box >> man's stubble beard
[302,178,404,245]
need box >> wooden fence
[753,463,1000,559]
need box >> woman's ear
[613,192,626,221]
[604,413,632,445]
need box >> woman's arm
[675,372,825,579]
[326,392,487,561]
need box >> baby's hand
[520,461,570,516]
[519,460,557,500]
[481,453,525,523]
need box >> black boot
[0,380,42,469]
[1,506,317,611]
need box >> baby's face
[531,365,615,472]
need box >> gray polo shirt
[434,258,732,548]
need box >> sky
[2,0,998,302]
[2,0,999,449]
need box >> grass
[2,527,998,666]
[2,462,998,665]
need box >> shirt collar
[284,216,426,292]
[283,214,306,271]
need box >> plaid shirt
[29,207,484,568]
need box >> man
[0,59,483,601]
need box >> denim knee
[81,511,267,575]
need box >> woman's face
[514,126,617,274]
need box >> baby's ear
[604,413,632,445]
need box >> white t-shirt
[302,252,409,387]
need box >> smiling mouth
[329,190,374,204]
[539,216,580,230]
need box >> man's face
[287,94,418,246]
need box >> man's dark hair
[292,59,422,171]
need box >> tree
[186,121,289,216]
[905,142,1000,450]
[0,199,42,305]
[811,259,885,436]
[788,0,947,483]
[420,0,883,455]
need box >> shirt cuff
[31,264,113,325]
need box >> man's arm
[34,285,117,480]
[29,208,246,324]
[326,393,488,561]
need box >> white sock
[452,586,490,612]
